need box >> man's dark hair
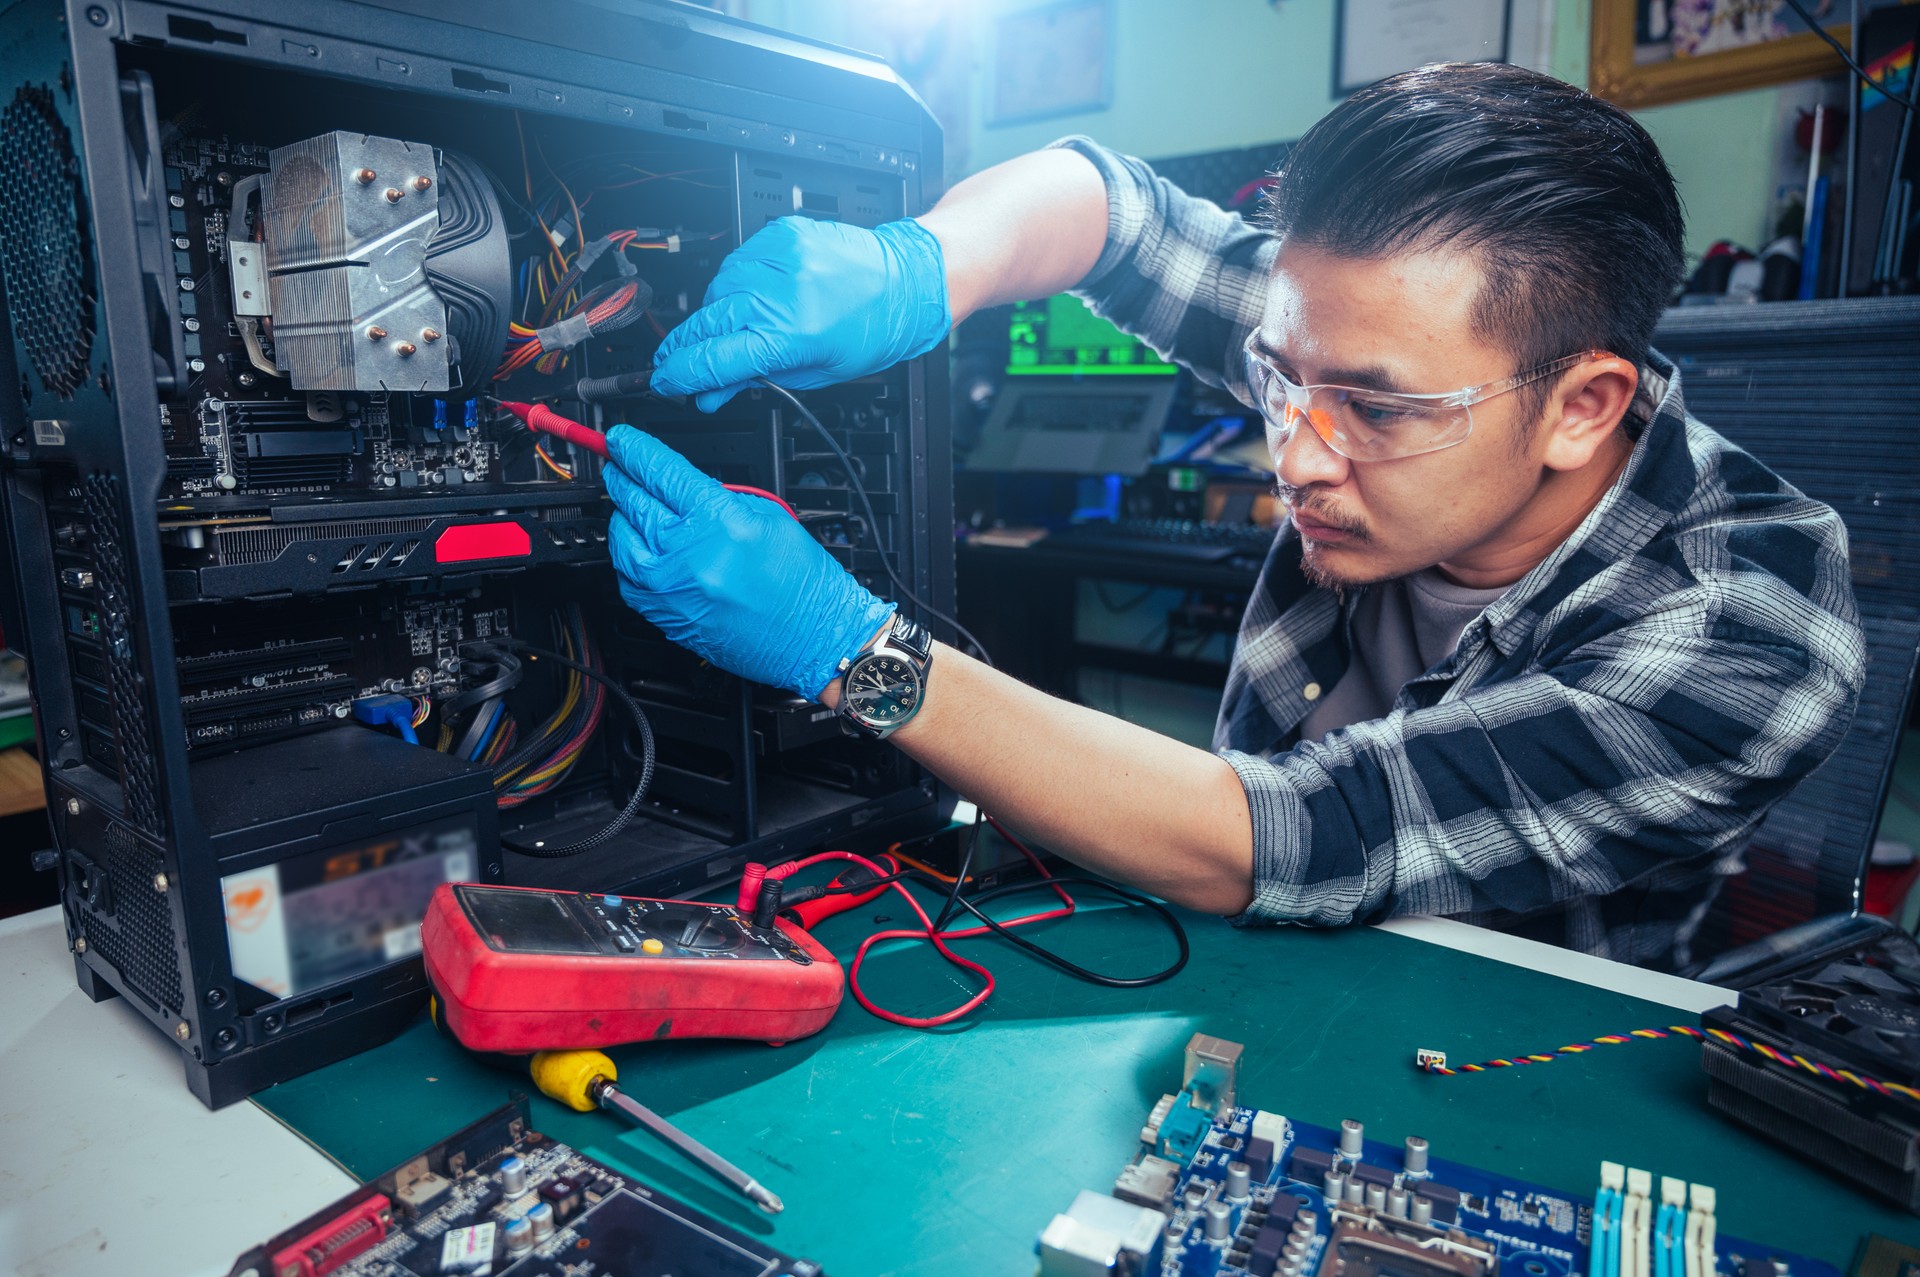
[1263,62,1685,400]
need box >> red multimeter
[421,882,844,1053]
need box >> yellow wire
[892,850,975,886]
[534,443,574,480]
[493,655,582,787]
[508,625,596,789]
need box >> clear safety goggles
[1243,346,1609,462]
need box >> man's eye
[1348,397,1416,427]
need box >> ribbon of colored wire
[1419,1023,1920,1102]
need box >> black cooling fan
[1742,941,1920,1085]
[427,149,513,400]
[1700,926,1920,1211]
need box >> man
[602,63,1864,970]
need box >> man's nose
[1274,407,1350,490]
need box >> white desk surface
[0,903,1732,1277]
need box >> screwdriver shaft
[594,1081,784,1214]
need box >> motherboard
[1037,1034,1839,1277]
[159,132,510,504]
[227,1099,822,1277]
[170,592,509,752]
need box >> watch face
[845,654,920,725]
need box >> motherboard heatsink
[1700,927,1920,1213]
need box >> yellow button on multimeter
[641,938,665,955]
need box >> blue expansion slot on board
[1035,1033,1838,1277]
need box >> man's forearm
[830,643,1256,915]
[916,149,1110,324]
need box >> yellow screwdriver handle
[530,1049,616,1112]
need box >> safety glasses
[1243,346,1610,462]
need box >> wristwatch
[834,614,933,739]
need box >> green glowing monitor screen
[1006,294,1177,377]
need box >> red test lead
[493,399,800,518]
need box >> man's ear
[1541,355,1638,472]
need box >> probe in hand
[490,398,798,517]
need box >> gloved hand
[602,425,895,700]
[650,216,950,412]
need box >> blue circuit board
[1043,1097,1842,1277]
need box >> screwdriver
[527,1048,784,1215]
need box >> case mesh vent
[0,83,95,398]
[81,474,164,836]
[82,821,183,1014]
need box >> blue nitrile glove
[602,425,895,700]
[650,216,950,412]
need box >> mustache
[1276,485,1370,541]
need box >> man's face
[1254,241,1569,589]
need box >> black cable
[943,874,1191,988]
[478,615,594,780]
[489,646,593,781]
[471,156,545,238]
[1869,31,1920,287]
[752,378,994,667]
[454,697,503,761]
[442,649,522,718]
[780,869,918,906]
[775,848,1188,989]
[1777,0,1913,111]
[1839,0,1861,284]
[934,811,984,933]
[477,638,657,858]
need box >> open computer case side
[0,0,949,1106]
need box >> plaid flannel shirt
[1056,137,1866,969]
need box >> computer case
[0,0,952,1106]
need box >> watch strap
[885,615,933,662]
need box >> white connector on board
[1624,1167,1653,1277]
[1685,1183,1717,1277]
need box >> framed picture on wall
[1333,0,1511,97]
[1590,0,1848,109]
[987,0,1115,127]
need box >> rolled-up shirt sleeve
[1222,595,1863,931]
[1047,136,1275,401]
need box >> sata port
[270,1193,391,1277]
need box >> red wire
[720,484,799,519]
[497,403,802,519]
[762,822,1076,1029]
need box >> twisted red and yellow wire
[1420,1024,1920,1103]
[496,279,645,380]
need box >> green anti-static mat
[255,901,1915,1273]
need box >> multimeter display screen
[463,889,598,954]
